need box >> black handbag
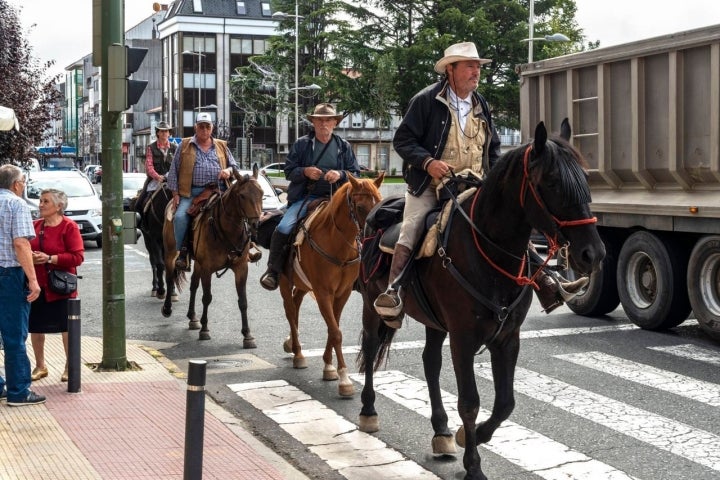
[40,222,78,295]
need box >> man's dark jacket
[393,79,502,196]
[284,132,360,204]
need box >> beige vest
[177,138,228,196]
[433,111,486,186]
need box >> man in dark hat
[259,103,360,291]
[135,121,176,225]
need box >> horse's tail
[173,269,187,292]
[357,323,396,373]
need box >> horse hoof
[323,364,338,381]
[338,383,355,397]
[243,338,257,349]
[455,426,466,448]
[151,289,157,297]
[293,357,307,369]
[283,336,293,353]
[161,307,171,318]
[432,434,458,455]
[358,415,379,433]
[171,293,179,302]
[199,331,211,340]
[188,320,201,330]
[156,292,166,300]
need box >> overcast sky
[8,0,720,78]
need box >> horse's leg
[161,257,174,317]
[155,259,166,300]
[196,273,212,340]
[472,332,520,444]
[233,263,256,349]
[424,327,456,455]
[449,333,485,480]
[187,271,201,331]
[319,288,353,397]
[280,280,307,369]
[358,304,382,433]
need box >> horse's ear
[374,171,385,188]
[347,172,359,187]
[560,118,571,141]
[251,163,259,179]
[533,121,547,153]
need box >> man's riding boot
[534,270,589,313]
[374,244,413,328]
[260,231,291,291]
[175,234,192,272]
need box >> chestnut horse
[161,167,264,344]
[279,173,383,397]
[356,120,605,480]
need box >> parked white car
[25,170,104,247]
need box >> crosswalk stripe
[555,351,720,407]
[227,380,440,479]
[301,324,640,358]
[648,344,720,367]
[349,370,637,480]
[475,363,720,471]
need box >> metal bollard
[67,298,81,393]
[184,360,207,480]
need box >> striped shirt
[0,189,35,267]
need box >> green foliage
[237,1,592,133]
[0,1,61,164]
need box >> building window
[378,146,389,171]
[351,113,363,128]
[261,2,271,16]
[236,1,246,15]
[253,39,266,55]
[193,0,202,13]
[356,145,370,166]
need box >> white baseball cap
[195,112,213,125]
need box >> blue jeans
[277,195,322,235]
[173,186,205,249]
[0,267,32,401]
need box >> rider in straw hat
[373,41,586,328]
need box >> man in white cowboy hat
[135,121,176,224]
[166,112,238,271]
[373,41,585,327]
[259,103,360,291]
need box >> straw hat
[155,121,172,131]
[434,42,491,74]
[307,103,344,122]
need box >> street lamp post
[272,0,304,140]
[182,50,205,111]
[526,1,570,63]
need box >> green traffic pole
[100,0,128,370]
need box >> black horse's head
[521,119,605,276]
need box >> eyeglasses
[14,178,26,186]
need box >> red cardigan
[29,217,85,302]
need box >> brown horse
[356,120,606,480]
[161,167,264,344]
[279,173,384,397]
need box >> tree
[0,1,60,165]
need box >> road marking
[349,370,638,480]
[475,363,720,471]
[228,380,440,479]
[555,351,720,407]
[648,344,720,367]
[301,324,640,358]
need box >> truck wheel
[617,231,691,330]
[567,233,620,316]
[687,236,720,341]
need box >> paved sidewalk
[0,336,309,480]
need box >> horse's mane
[484,135,591,207]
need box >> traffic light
[107,44,148,112]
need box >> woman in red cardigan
[29,188,84,382]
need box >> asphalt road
[76,239,720,480]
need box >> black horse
[136,183,174,300]
[356,120,606,480]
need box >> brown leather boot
[534,270,589,313]
[259,231,291,291]
[374,244,413,327]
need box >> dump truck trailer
[519,24,720,340]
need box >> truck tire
[617,231,691,330]
[567,233,620,316]
[687,236,720,341]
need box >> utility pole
[96,0,128,369]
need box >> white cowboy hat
[434,42,492,74]
[307,103,344,122]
